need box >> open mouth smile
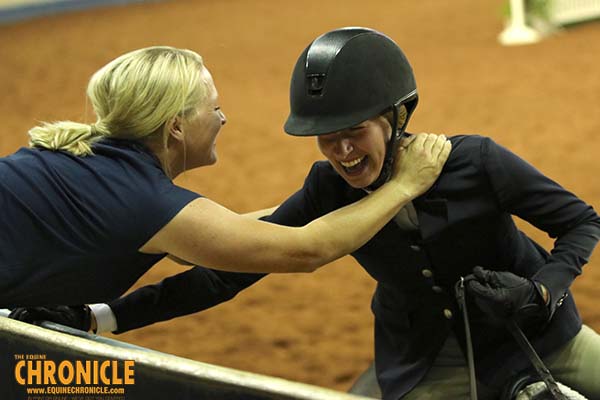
[339,155,368,176]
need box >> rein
[454,277,568,400]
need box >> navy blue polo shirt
[0,139,200,307]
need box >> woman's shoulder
[92,138,162,169]
[56,139,200,228]
[90,139,193,194]
[448,133,489,151]
[444,134,494,170]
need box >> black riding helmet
[284,27,419,189]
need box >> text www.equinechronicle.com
[26,386,125,395]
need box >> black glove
[9,305,92,332]
[465,266,549,326]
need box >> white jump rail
[548,0,600,25]
[499,0,600,45]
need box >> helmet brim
[284,90,418,136]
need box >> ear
[165,116,185,142]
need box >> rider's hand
[392,133,451,198]
[9,305,93,332]
[465,266,550,326]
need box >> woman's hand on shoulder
[391,133,451,198]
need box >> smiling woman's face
[317,115,391,189]
[181,67,226,168]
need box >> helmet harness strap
[366,97,416,191]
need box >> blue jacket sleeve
[109,163,325,333]
[480,137,600,316]
[109,268,266,333]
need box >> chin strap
[366,96,418,190]
[366,104,401,191]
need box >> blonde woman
[0,46,450,307]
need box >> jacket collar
[344,184,449,242]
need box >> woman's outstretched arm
[141,133,451,273]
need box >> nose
[334,137,353,158]
[218,109,227,125]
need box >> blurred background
[1,0,599,392]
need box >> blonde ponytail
[27,46,207,158]
[28,121,103,156]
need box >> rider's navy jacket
[110,135,600,399]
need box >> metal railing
[0,309,372,400]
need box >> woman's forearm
[293,183,413,271]
[242,206,279,219]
